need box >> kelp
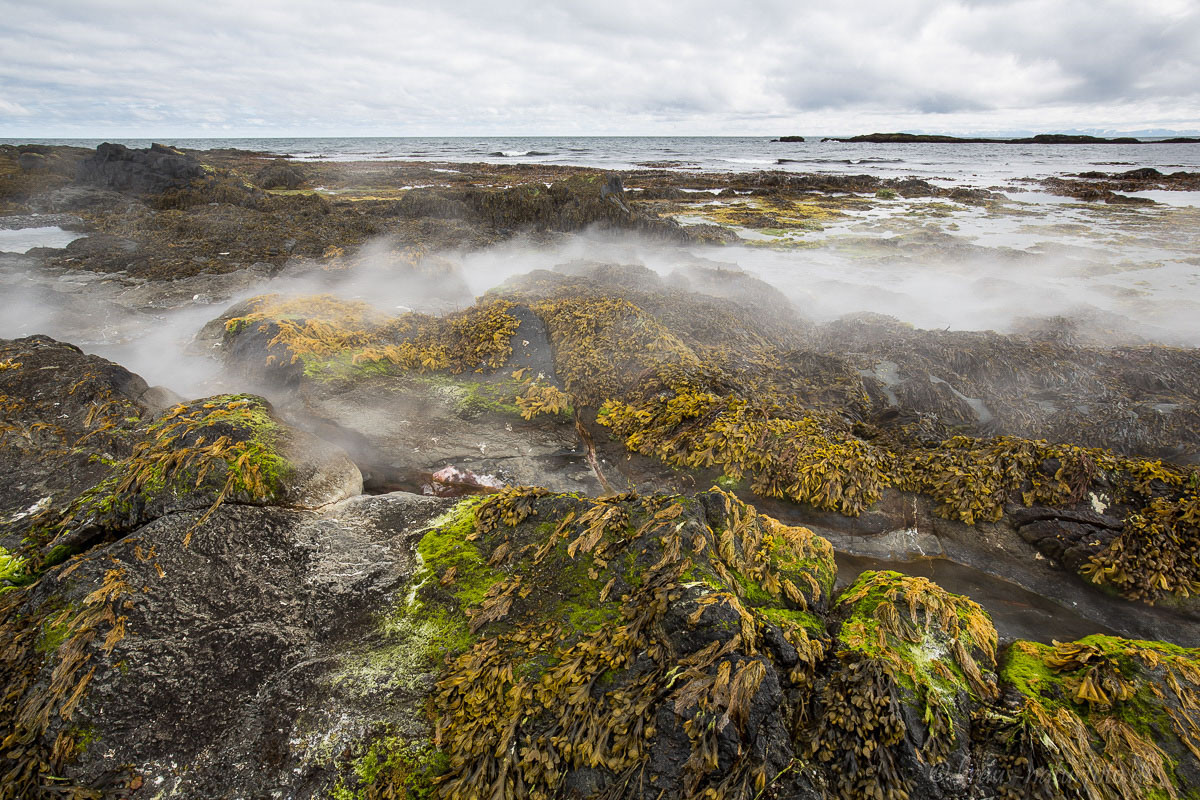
[32,394,292,553]
[220,285,1200,602]
[223,294,521,378]
[0,567,132,799]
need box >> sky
[1,0,1198,138]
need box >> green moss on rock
[808,570,999,800]
[330,733,448,800]
[989,635,1200,800]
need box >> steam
[2,220,1198,402]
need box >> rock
[17,151,46,171]
[426,464,505,496]
[75,142,262,209]
[1120,167,1163,180]
[253,160,308,190]
[827,132,1151,145]
[77,142,209,195]
[0,335,154,550]
[213,293,601,496]
[0,335,359,571]
[392,173,692,241]
[986,636,1200,798]
[28,185,136,213]
[2,347,1198,800]
[0,490,451,798]
[777,136,806,142]
[810,570,999,799]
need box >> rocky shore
[1,143,1199,799]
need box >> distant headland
[804,132,1200,144]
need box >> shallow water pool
[0,226,84,253]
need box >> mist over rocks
[3,143,1200,798]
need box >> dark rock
[828,132,1154,144]
[1120,167,1163,180]
[253,160,308,190]
[777,136,806,142]
[0,335,153,549]
[75,142,263,210]
[392,174,691,241]
[77,142,209,195]
[1,490,450,797]
[17,151,46,171]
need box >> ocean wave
[777,157,905,165]
[489,150,554,157]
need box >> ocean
[6,135,1200,191]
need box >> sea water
[5,136,1200,189]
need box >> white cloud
[0,0,1196,136]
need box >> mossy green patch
[992,635,1200,800]
[0,546,30,593]
[329,733,448,800]
[411,374,525,418]
[415,498,499,610]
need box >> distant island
[819,132,1200,144]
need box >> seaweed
[989,635,1200,799]
[407,487,834,799]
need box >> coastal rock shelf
[0,336,1197,798]
[1,143,1199,799]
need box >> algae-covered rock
[0,335,159,558]
[405,486,835,799]
[214,292,597,496]
[0,334,359,590]
[393,173,691,241]
[0,490,451,798]
[76,142,263,209]
[204,266,1200,610]
[809,570,999,800]
[985,635,1200,799]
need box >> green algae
[992,635,1200,800]
[755,606,825,637]
[835,570,997,701]
[330,733,448,800]
[411,374,525,418]
[0,546,30,593]
[415,498,498,610]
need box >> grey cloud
[0,0,1197,136]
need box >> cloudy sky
[1,0,1198,137]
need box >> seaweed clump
[989,635,1200,799]
[809,570,999,800]
[32,394,294,555]
[0,566,133,799]
[404,486,835,799]
[223,294,522,379]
